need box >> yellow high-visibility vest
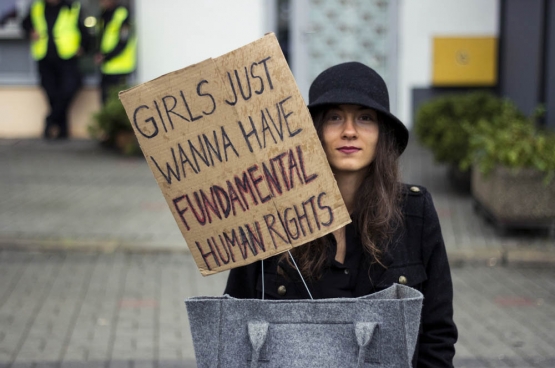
[100,6,136,75]
[30,0,81,60]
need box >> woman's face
[321,104,379,175]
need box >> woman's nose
[341,116,357,138]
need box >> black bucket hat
[307,61,409,155]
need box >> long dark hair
[281,106,404,280]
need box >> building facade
[3,0,522,139]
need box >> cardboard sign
[119,33,350,275]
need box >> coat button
[399,276,407,285]
[277,285,287,296]
[344,269,350,275]
[410,186,420,193]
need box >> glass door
[289,0,398,110]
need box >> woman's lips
[337,147,361,154]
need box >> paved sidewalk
[0,250,554,367]
[1,138,554,367]
[1,138,553,264]
[0,139,184,252]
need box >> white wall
[134,0,499,130]
[398,0,499,128]
[0,87,100,139]
[135,0,269,83]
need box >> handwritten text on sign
[119,34,350,275]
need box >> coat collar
[275,224,396,299]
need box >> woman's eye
[325,114,342,123]
[359,114,375,122]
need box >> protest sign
[119,33,350,275]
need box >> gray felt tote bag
[185,284,423,368]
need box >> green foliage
[89,85,139,155]
[461,106,555,184]
[414,91,519,169]
[121,136,142,156]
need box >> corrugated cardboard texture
[119,33,350,275]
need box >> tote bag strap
[260,251,313,301]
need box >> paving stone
[9,363,35,368]
[107,360,132,368]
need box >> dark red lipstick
[337,146,361,154]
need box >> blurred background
[2,0,554,137]
[1,0,554,367]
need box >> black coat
[224,184,458,368]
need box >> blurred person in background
[94,0,136,105]
[22,0,90,140]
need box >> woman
[224,62,457,367]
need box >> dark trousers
[100,73,129,105]
[38,57,82,139]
